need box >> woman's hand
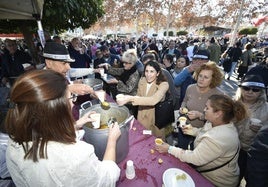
[103,122,121,161]
[155,142,169,153]
[108,122,121,142]
[98,63,110,70]
[75,111,96,129]
[249,124,262,133]
[187,110,202,120]
[116,95,132,106]
[107,78,118,84]
[181,124,195,136]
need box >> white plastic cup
[95,90,106,102]
[103,73,107,80]
[100,68,105,77]
[90,113,101,129]
[126,160,135,179]
[116,94,124,100]
[250,118,262,127]
[179,116,187,127]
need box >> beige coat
[131,77,169,138]
[169,122,240,187]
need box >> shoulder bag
[155,92,175,129]
[197,147,239,173]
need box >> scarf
[119,66,137,84]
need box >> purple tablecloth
[74,94,214,187]
[116,119,215,187]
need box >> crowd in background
[0,32,268,187]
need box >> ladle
[100,100,111,110]
[95,90,111,110]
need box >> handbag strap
[198,147,239,173]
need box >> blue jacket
[174,67,192,86]
[174,67,196,107]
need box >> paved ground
[219,67,240,97]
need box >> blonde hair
[122,49,137,65]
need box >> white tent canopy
[0,0,44,20]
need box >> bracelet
[168,146,173,154]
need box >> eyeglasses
[123,61,132,65]
[241,86,261,92]
[68,94,78,102]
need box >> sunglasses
[241,86,261,92]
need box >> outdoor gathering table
[116,118,215,187]
[74,93,214,187]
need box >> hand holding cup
[99,68,105,77]
[178,116,187,128]
[108,122,121,141]
[90,113,101,129]
[179,107,188,115]
[181,124,194,136]
[249,118,262,133]
[116,94,131,106]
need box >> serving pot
[80,102,132,163]
[83,78,103,90]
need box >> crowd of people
[0,33,268,187]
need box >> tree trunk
[20,22,41,65]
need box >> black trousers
[238,149,248,186]
[177,128,194,150]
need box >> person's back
[246,48,268,87]
[237,43,253,79]
[208,38,221,64]
[247,125,268,187]
[246,64,268,88]
[186,41,195,62]
[5,70,121,187]
[7,139,119,187]
[226,42,242,80]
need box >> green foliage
[43,0,104,33]
[163,31,174,36]
[239,27,258,35]
[106,34,113,39]
[0,0,104,34]
[176,30,188,36]
[168,31,174,36]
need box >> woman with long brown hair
[5,69,121,187]
[116,60,169,139]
